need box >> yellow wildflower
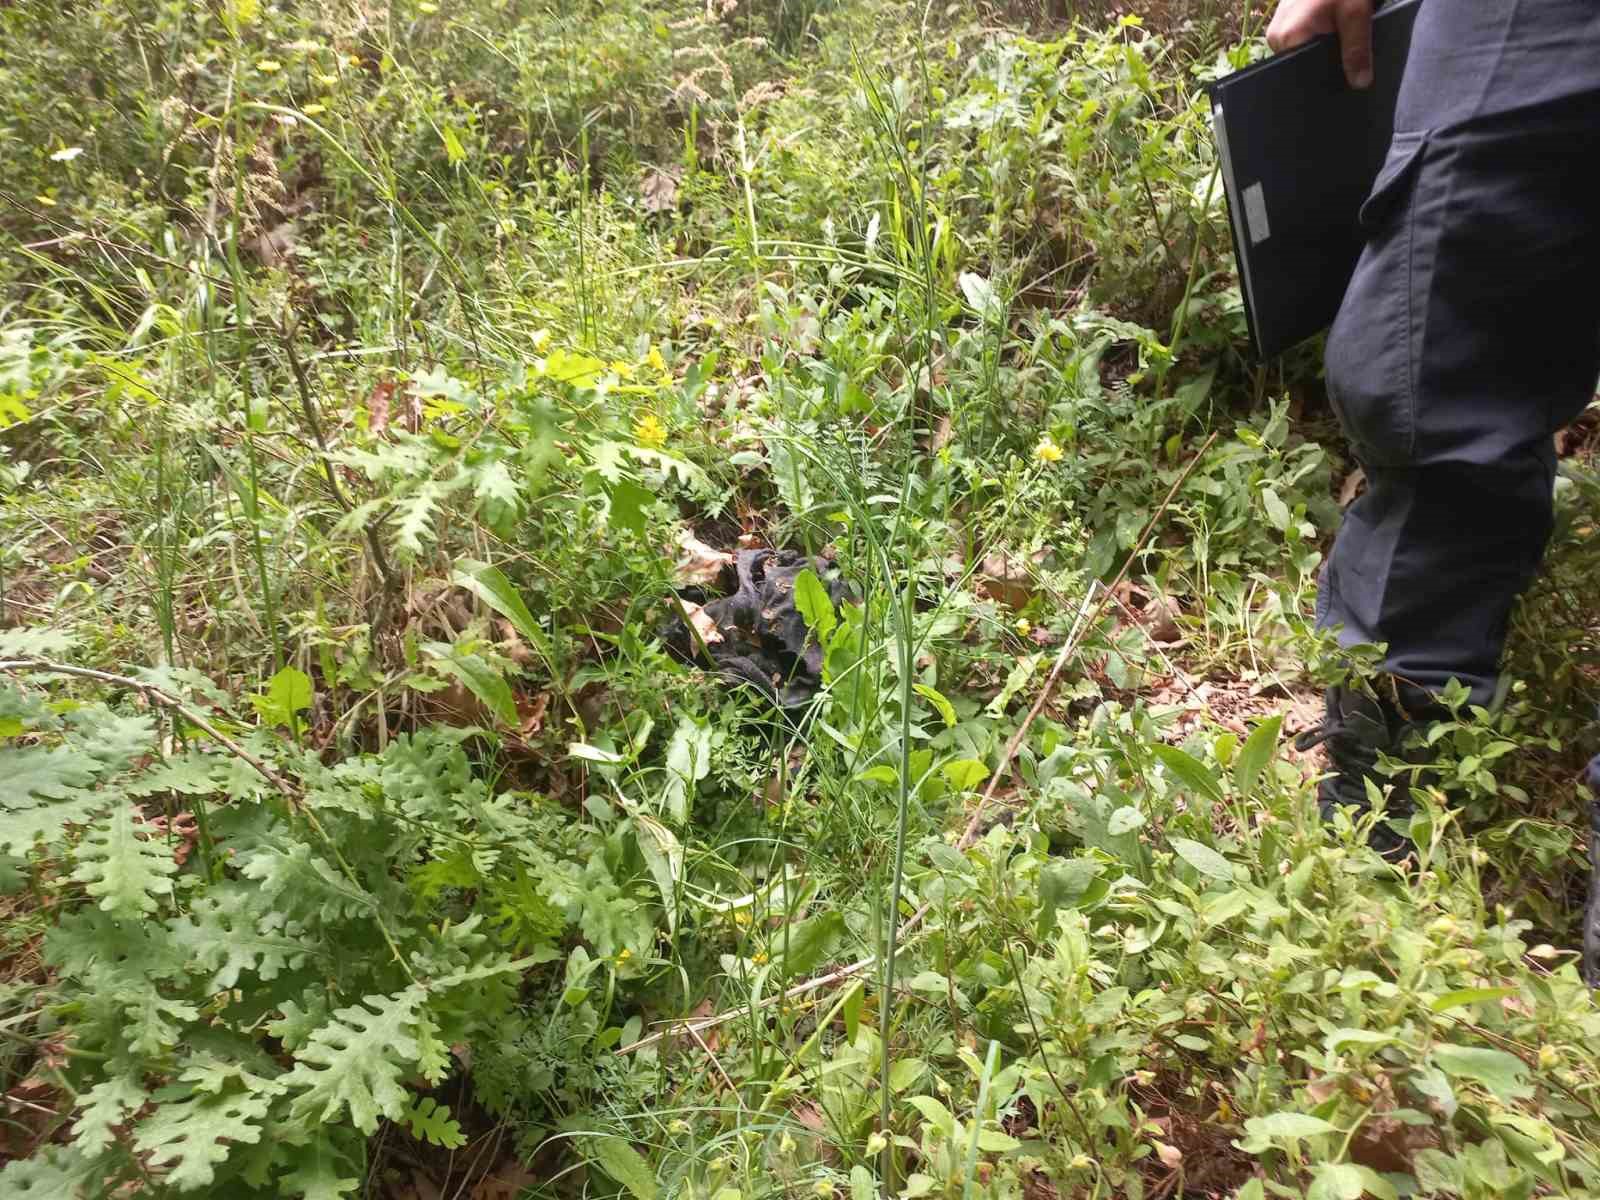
[633,411,667,448]
[302,103,327,116]
[255,59,283,74]
[733,909,752,928]
[419,1,440,11]
[1033,436,1064,464]
[34,194,56,207]
[615,947,633,965]
[1013,617,1032,637]
[646,346,668,373]
[751,950,768,965]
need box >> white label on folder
[1243,182,1270,245]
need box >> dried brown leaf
[674,530,734,588]
[367,379,395,437]
[640,166,682,214]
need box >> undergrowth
[3,2,1600,1198]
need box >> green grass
[3,2,1600,1199]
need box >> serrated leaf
[283,987,430,1133]
[0,626,79,658]
[472,458,520,508]
[0,1145,99,1197]
[276,1135,360,1200]
[167,890,312,990]
[390,482,442,555]
[402,1095,466,1148]
[71,804,176,919]
[1169,837,1235,882]
[793,568,837,645]
[133,1088,273,1190]
[73,1075,148,1156]
[5,743,100,803]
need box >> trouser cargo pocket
[1324,129,1431,469]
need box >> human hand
[1266,0,1375,89]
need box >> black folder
[1209,0,1423,359]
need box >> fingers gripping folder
[1208,0,1422,359]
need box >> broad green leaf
[1107,805,1146,835]
[1260,485,1291,532]
[1152,743,1223,803]
[440,123,466,165]
[582,1134,657,1200]
[607,478,654,535]
[1243,1112,1337,1139]
[889,1058,926,1093]
[941,758,988,791]
[906,1095,956,1138]
[793,568,837,645]
[1037,859,1104,937]
[855,765,898,786]
[661,716,713,823]
[1430,986,1517,1013]
[568,742,625,764]
[252,666,312,730]
[1233,715,1282,798]
[634,814,683,932]
[958,270,1003,322]
[842,980,865,1042]
[913,683,956,729]
[451,560,556,673]
[1432,1044,1531,1098]
[1169,837,1235,882]
[1327,1028,1396,1050]
[427,651,517,727]
[1306,1163,1364,1200]
[775,910,844,975]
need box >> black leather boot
[1295,683,1442,861]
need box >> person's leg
[1312,0,1600,855]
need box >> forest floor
[4,2,1600,1198]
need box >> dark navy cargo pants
[1319,0,1600,705]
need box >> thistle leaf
[72,804,177,919]
[283,987,431,1133]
